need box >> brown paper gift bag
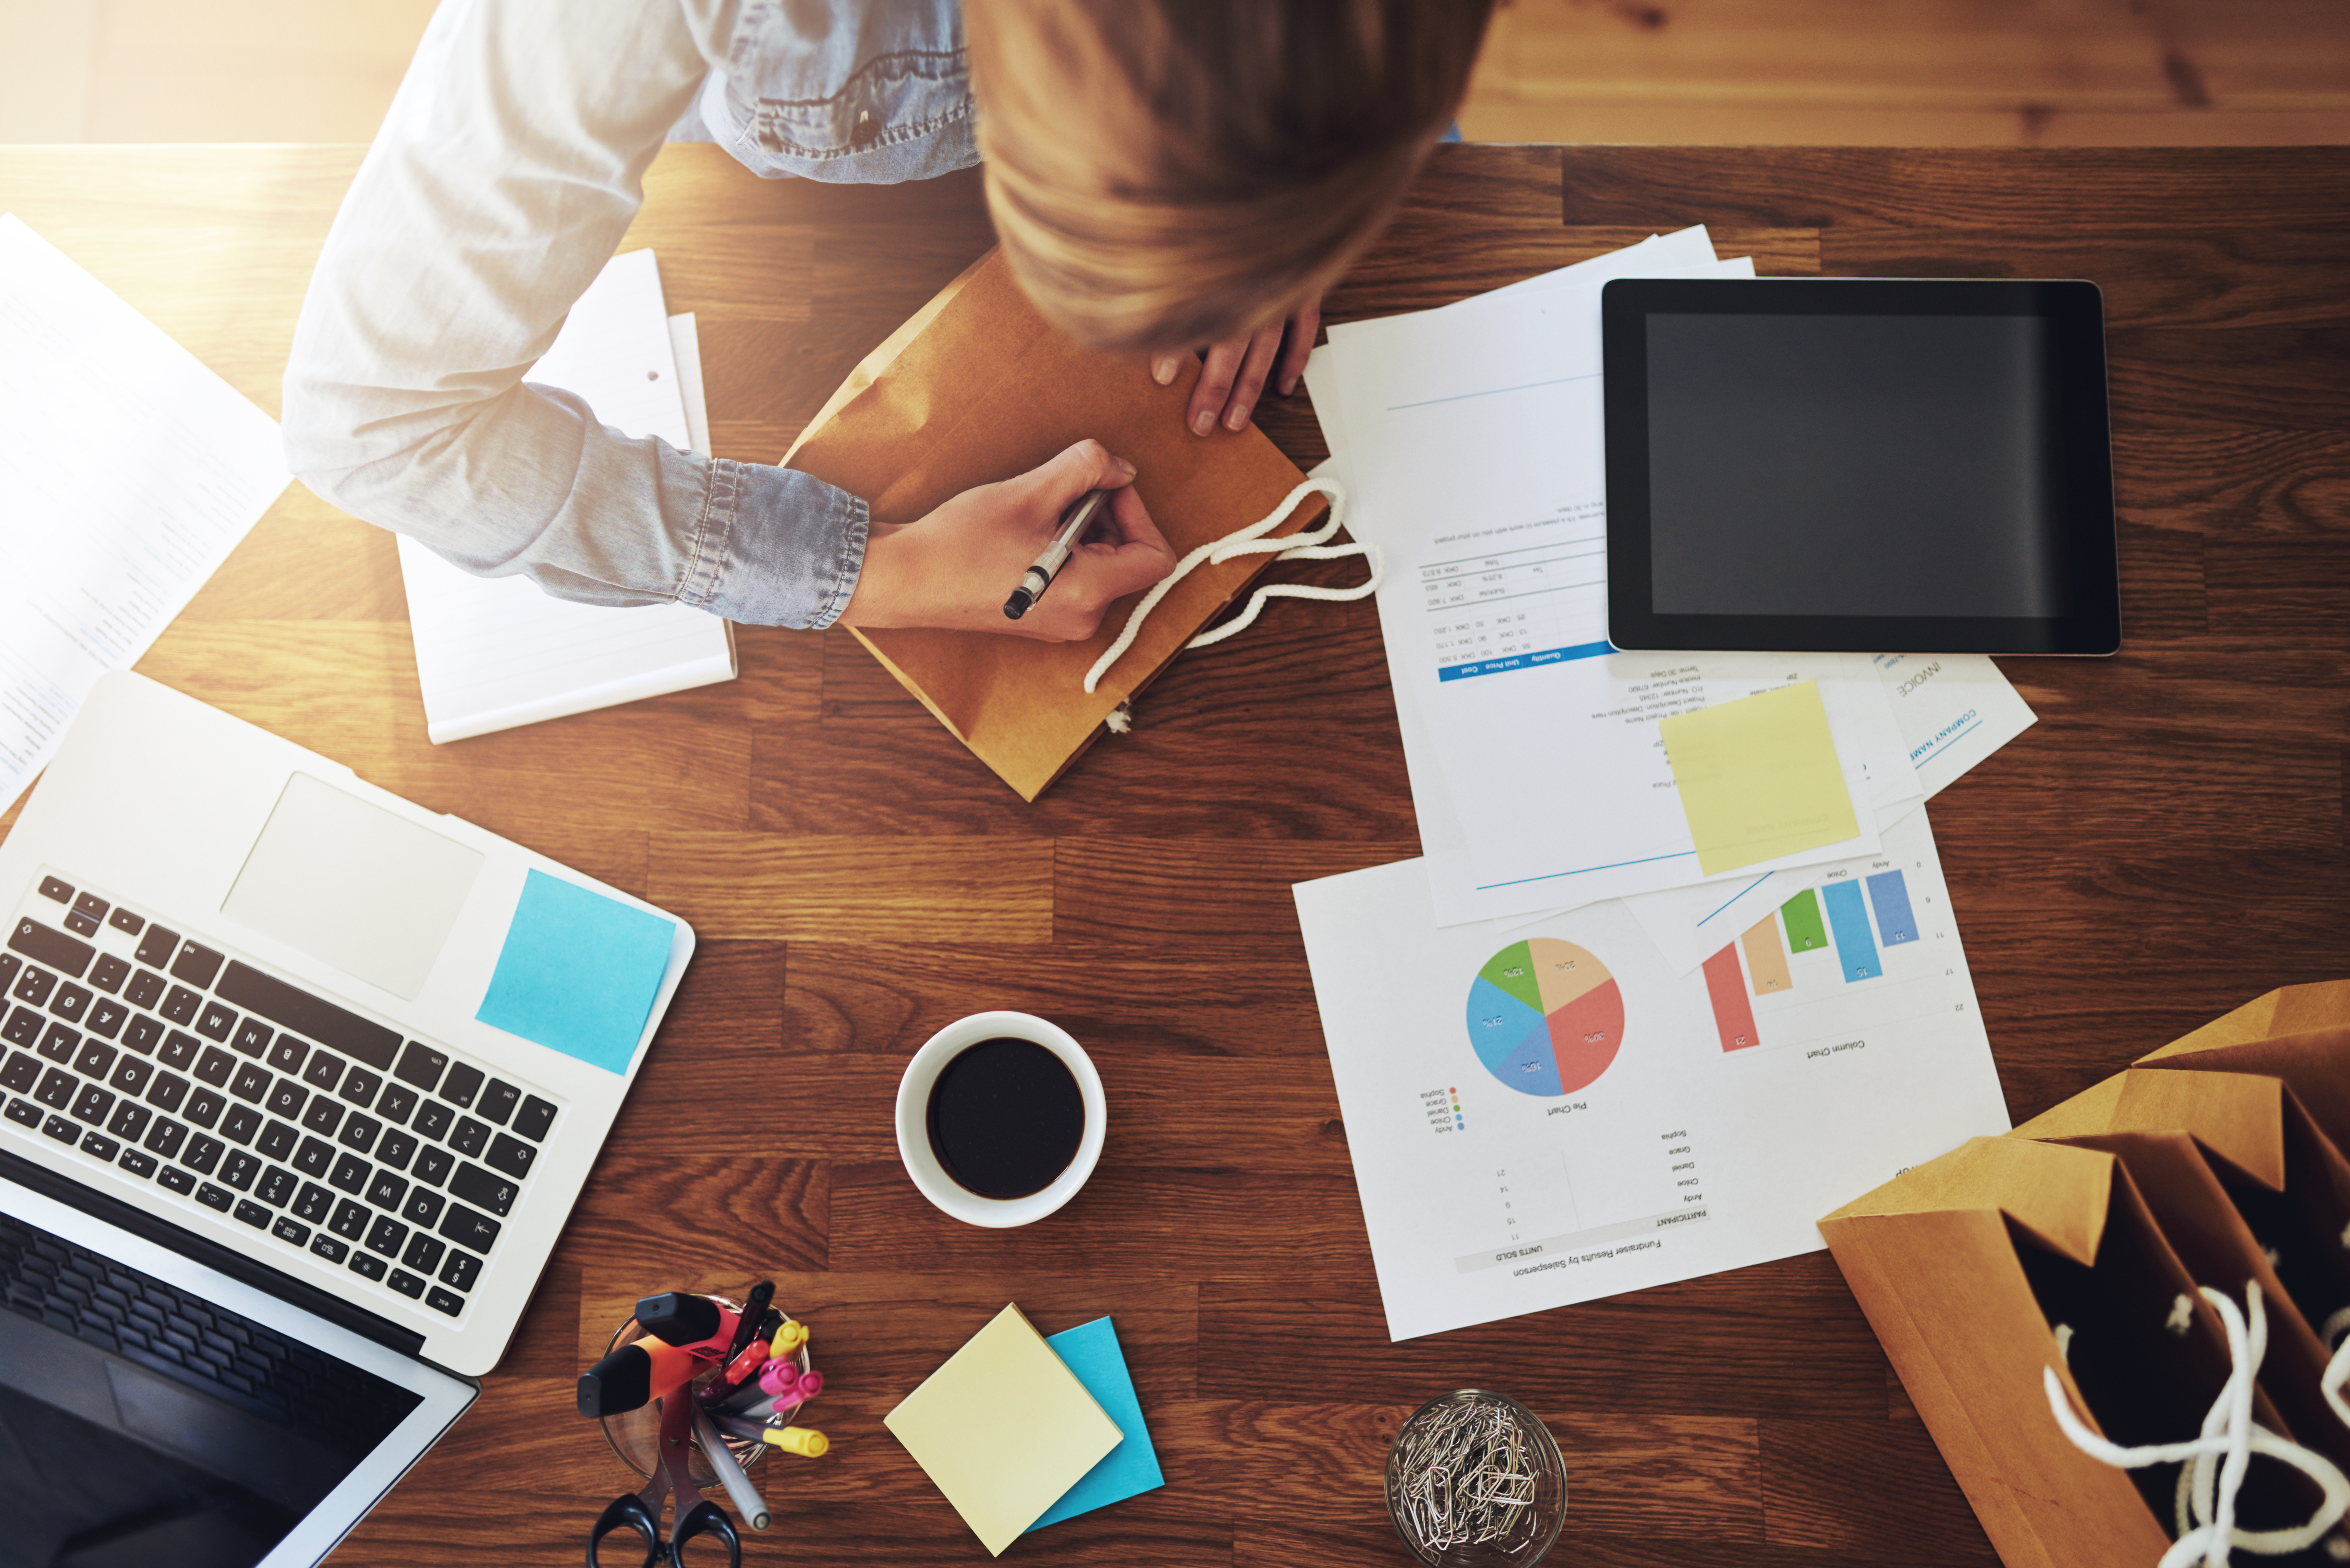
[1819,1135,2339,1566]
[2024,1065,2350,1411]
[2131,980,2350,1157]
[1821,984,2350,1564]
[783,249,1327,801]
[2029,1119,2350,1474]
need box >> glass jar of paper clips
[598,1297,822,1491]
[1384,1390,1569,1568]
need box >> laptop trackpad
[223,773,485,1001]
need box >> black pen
[1003,489,1111,620]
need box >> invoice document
[0,214,288,811]
[1294,806,2009,1341]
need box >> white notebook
[398,248,737,744]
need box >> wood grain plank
[1559,146,2350,231]
[2111,425,2350,536]
[1199,1260,1890,1419]
[1759,1419,1998,1560]
[645,833,1056,941]
[1821,226,2350,330]
[560,1154,829,1276]
[1054,839,1421,945]
[780,941,1338,1058]
[825,1162,1381,1279]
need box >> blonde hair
[967,0,1496,354]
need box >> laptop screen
[0,1202,441,1568]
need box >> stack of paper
[1291,229,2039,1342]
[0,214,289,812]
[397,248,736,744]
[1305,226,2036,932]
[883,1303,1135,1556]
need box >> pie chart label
[1463,939,1625,1097]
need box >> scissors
[587,1375,741,1568]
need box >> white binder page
[0,214,288,811]
[398,251,736,745]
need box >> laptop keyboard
[2,872,563,1324]
[0,1207,421,1443]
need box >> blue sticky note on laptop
[474,870,675,1074]
[1027,1316,1164,1533]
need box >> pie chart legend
[1465,939,1626,1096]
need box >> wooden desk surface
[1,141,2344,1567]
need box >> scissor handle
[587,1493,663,1568]
[668,1500,741,1568]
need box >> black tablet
[1601,278,2119,654]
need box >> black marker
[1003,489,1111,620]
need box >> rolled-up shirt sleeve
[283,0,867,629]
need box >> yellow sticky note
[1661,681,1860,876]
[884,1303,1124,1556]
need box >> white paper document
[398,250,736,744]
[1874,651,2038,798]
[1294,807,2009,1342]
[0,213,289,810]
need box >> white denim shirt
[282,0,975,627]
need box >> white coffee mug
[894,1011,1106,1229]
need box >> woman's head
[968,0,1496,355]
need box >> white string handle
[2043,1283,2350,1567]
[2316,1303,2350,1431]
[1082,476,1383,696]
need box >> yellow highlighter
[762,1425,829,1458]
[769,1318,810,1358]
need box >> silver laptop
[0,670,695,1565]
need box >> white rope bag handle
[1082,476,1382,697]
[2316,1223,2350,1432]
[2043,1282,2350,1567]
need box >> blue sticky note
[474,870,675,1074]
[1026,1317,1164,1533]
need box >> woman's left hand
[1151,294,1323,437]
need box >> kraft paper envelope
[783,249,1323,801]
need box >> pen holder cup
[599,1300,807,1487]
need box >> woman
[282,0,1495,642]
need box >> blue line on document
[1697,872,1775,929]
[1917,717,1983,770]
[1476,849,1696,892]
[1388,372,1601,413]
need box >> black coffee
[925,1036,1085,1200]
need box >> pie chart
[1464,939,1625,1097]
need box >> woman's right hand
[839,439,1178,640]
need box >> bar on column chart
[1702,944,1761,1051]
[1866,869,1920,946]
[1741,915,1791,996]
[1780,888,1828,952]
[1822,881,1881,982]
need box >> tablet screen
[1646,312,2067,619]
[1602,279,2119,655]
